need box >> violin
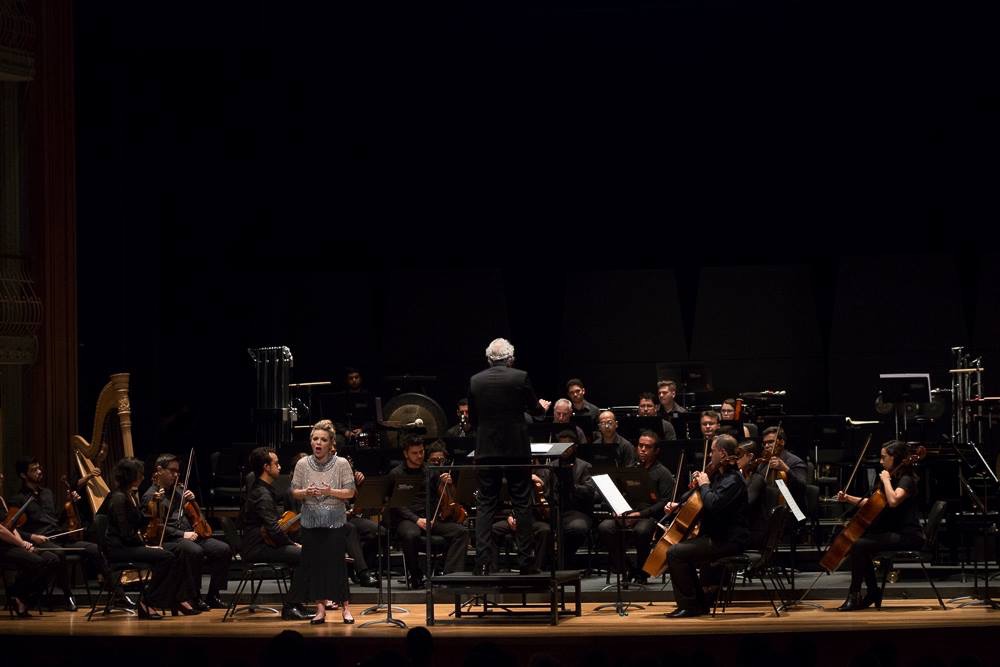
[1,473,29,531]
[819,439,926,573]
[262,510,301,546]
[143,477,167,544]
[183,498,213,539]
[430,460,468,525]
[532,474,551,521]
[61,475,82,534]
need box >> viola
[183,499,213,539]
[61,475,82,534]
[262,510,301,546]
[430,462,468,525]
[143,494,166,544]
[532,475,551,521]
[819,441,926,573]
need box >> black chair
[86,514,152,620]
[874,499,948,610]
[710,505,790,616]
[44,552,93,610]
[220,516,291,621]
[208,450,246,519]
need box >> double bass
[818,438,926,573]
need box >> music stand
[878,373,931,439]
[591,472,646,616]
[951,471,1000,609]
[360,476,414,629]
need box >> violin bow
[842,434,873,494]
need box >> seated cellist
[834,440,924,611]
[663,434,749,618]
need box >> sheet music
[592,474,632,516]
[775,479,806,522]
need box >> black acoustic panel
[379,270,510,368]
[829,255,967,356]
[558,270,687,363]
[690,265,823,359]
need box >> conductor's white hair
[485,338,515,363]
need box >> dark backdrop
[73,2,1000,463]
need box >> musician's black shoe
[667,607,704,618]
[358,570,380,588]
[203,594,227,609]
[281,604,310,621]
[195,598,211,612]
[630,571,649,586]
[859,590,881,610]
[408,574,425,589]
[519,566,541,576]
[837,592,864,611]
[64,595,78,612]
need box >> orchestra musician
[389,438,469,588]
[552,399,588,444]
[699,410,721,443]
[142,453,233,610]
[444,398,475,438]
[286,420,356,624]
[98,457,201,618]
[241,447,309,620]
[720,398,757,440]
[0,510,59,617]
[592,410,637,469]
[637,392,677,440]
[656,379,687,416]
[543,431,596,569]
[745,426,807,548]
[663,434,749,617]
[566,378,601,421]
[597,431,675,585]
[834,440,924,611]
[10,457,107,612]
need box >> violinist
[141,453,233,610]
[0,473,59,616]
[98,457,200,618]
[834,440,924,611]
[745,427,807,548]
[597,431,675,585]
[663,434,749,618]
[389,438,469,588]
[241,447,309,620]
[10,457,107,611]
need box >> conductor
[469,338,551,575]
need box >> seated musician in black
[489,465,552,573]
[538,431,595,569]
[638,392,677,441]
[242,446,309,620]
[444,399,475,439]
[142,453,233,610]
[389,438,469,588]
[664,434,749,617]
[341,450,380,588]
[745,426,807,548]
[98,457,200,618]
[591,410,637,469]
[834,440,924,611]
[597,431,675,584]
[11,457,108,611]
[0,514,58,616]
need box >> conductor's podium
[426,570,583,626]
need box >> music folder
[354,475,392,512]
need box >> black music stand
[594,469,654,616]
[360,476,413,629]
[952,470,1000,609]
[877,373,931,440]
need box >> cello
[642,450,689,577]
[818,438,926,573]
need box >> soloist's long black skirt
[287,526,349,604]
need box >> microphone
[405,418,425,428]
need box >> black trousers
[107,544,198,609]
[598,517,657,574]
[849,530,924,594]
[396,519,468,576]
[561,510,593,568]
[666,535,742,611]
[47,540,108,594]
[491,518,550,570]
[475,459,536,570]
[243,543,301,568]
[0,543,59,601]
[345,517,380,573]
[164,535,233,596]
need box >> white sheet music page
[775,479,806,522]
[592,474,633,516]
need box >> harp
[71,373,135,515]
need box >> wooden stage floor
[3,601,998,667]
